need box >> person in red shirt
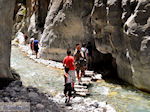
[63,50,76,87]
[63,50,76,103]
[63,50,76,71]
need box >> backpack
[75,50,86,66]
[34,40,38,46]
[81,47,88,59]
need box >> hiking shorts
[64,83,72,97]
[68,70,76,83]
[34,46,39,53]
[76,63,85,73]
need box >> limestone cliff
[0,0,16,79]
[92,0,150,91]
[17,0,150,92]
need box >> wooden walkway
[74,70,102,96]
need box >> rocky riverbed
[0,80,65,112]
[11,44,116,112]
[0,79,115,112]
[11,42,150,112]
[53,93,115,112]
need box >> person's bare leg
[77,70,80,83]
[36,52,39,58]
[81,72,84,77]
[72,82,74,89]
[81,67,85,78]
[68,96,70,103]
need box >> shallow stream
[11,46,150,112]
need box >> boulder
[36,103,45,110]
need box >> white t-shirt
[81,47,88,58]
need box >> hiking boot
[65,98,68,103]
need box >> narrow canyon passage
[11,46,150,112]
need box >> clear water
[11,46,150,112]
[11,46,64,95]
[90,80,150,112]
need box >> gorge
[16,0,150,92]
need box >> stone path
[74,71,102,96]
[15,43,102,97]
[11,43,116,112]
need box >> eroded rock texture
[0,0,15,79]
[39,0,94,60]
[92,0,150,91]
[19,0,150,92]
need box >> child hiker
[63,49,76,104]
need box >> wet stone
[20,88,28,94]
[28,92,41,103]
[36,104,45,110]
[12,87,21,92]
[27,86,39,92]
[2,92,10,97]
[41,99,49,104]
[90,102,99,108]
[3,97,10,102]
[10,90,17,98]
[9,80,22,87]
[28,92,39,98]
[19,95,28,100]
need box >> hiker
[29,38,34,54]
[81,43,88,69]
[33,39,39,58]
[63,68,72,104]
[74,44,85,83]
[63,49,76,103]
[86,42,93,70]
[24,34,28,45]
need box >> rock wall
[0,0,16,79]
[19,0,150,92]
[39,0,94,60]
[91,0,150,91]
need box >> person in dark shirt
[33,40,39,58]
[86,42,93,70]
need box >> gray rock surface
[39,0,94,60]
[0,0,15,79]
[15,0,150,92]
[0,80,65,112]
[42,0,150,92]
[92,0,150,91]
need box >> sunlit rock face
[39,0,94,61]
[0,0,15,79]
[92,0,150,92]
[123,0,150,92]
